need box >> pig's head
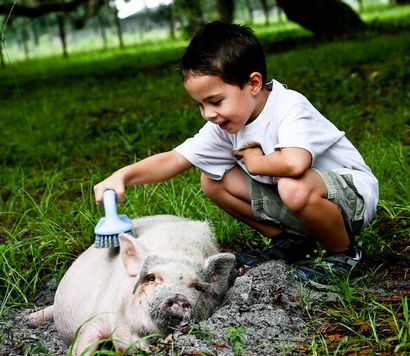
[117,233,235,339]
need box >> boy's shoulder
[266,80,311,115]
[269,80,306,102]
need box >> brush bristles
[94,230,132,248]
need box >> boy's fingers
[115,190,125,204]
[238,142,261,150]
[94,184,126,205]
[93,185,105,205]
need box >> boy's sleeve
[273,100,345,164]
[174,123,236,180]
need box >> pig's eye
[142,274,156,283]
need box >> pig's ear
[119,233,148,277]
[204,253,236,286]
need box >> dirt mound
[0,261,336,355]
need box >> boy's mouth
[218,120,229,130]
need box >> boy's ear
[248,72,263,94]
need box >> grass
[1,5,410,354]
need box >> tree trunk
[277,0,366,36]
[174,0,204,37]
[259,0,270,25]
[112,6,124,49]
[244,0,254,23]
[57,13,68,58]
[0,39,5,68]
[165,4,176,40]
[357,0,364,12]
[97,15,108,49]
[216,0,234,23]
[21,24,30,60]
[31,19,40,46]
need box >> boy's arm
[94,151,192,204]
[233,145,311,178]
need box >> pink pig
[28,215,235,354]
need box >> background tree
[210,0,366,35]
[259,0,270,25]
[174,0,204,37]
[0,16,4,67]
[0,0,125,58]
[276,0,367,36]
[216,0,234,23]
[157,4,176,40]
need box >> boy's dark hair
[180,21,267,88]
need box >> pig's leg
[72,318,111,356]
[27,305,54,326]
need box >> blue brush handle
[103,189,118,218]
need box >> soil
[1,232,409,355]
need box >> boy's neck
[246,88,270,125]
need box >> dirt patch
[0,261,330,355]
[1,235,409,355]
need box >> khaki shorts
[243,169,365,239]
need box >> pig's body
[28,215,235,354]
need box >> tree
[174,0,204,37]
[259,0,270,25]
[56,13,68,57]
[216,0,234,23]
[0,33,4,67]
[0,0,124,59]
[276,0,366,36]
[0,0,104,20]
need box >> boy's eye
[210,100,222,106]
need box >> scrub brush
[94,189,133,248]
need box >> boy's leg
[277,169,351,253]
[200,166,282,237]
[201,166,316,264]
[278,169,366,284]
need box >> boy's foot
[294,250,363,285]
[235,233,316,268]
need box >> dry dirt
[1,236,409,356]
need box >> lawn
[0,8,409,354]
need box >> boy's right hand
[93,174,126,206]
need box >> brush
[94,189,134,248]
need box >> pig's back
[132,215,219,261]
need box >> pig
[28,215,235,354]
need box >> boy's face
[184,75,263,134]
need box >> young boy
[94,21,378,284]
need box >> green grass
[1,7,410,354]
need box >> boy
[94,21,378,284]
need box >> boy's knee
[278,177,311,213]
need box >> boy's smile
[184,74,267,134]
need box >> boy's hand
[93,174,126,205]
[232,143,264,166]
[233,145,312,178]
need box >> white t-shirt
[174,80,378,226]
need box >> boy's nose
[204,107,217,121]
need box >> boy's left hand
[232,143,264,165]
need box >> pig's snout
[165,294,192,315]
[159,294,193,330]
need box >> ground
[1,231,408,355]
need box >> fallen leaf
[327,333,343,341]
